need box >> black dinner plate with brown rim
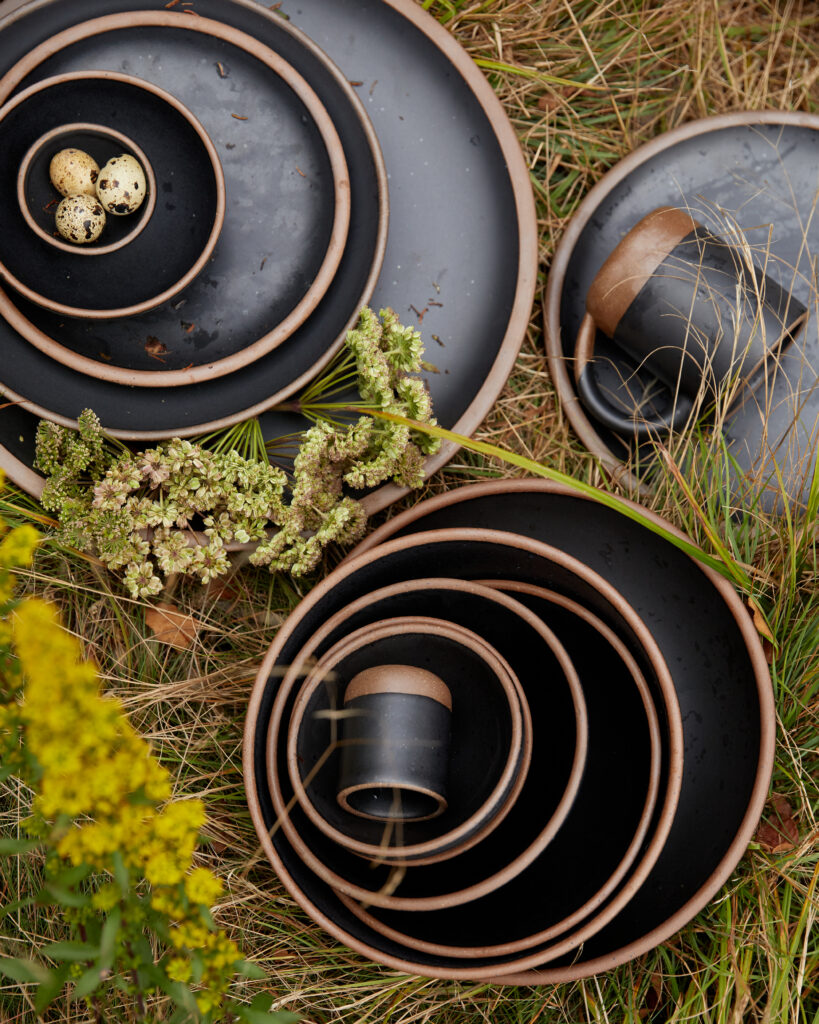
[543,112,819,508]
[0,0,536,513]
[342,480,774,980]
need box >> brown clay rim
[338,578,681,964]
[347,479,775,981]
[544,110,819,497]
[0,69,226,323]
[344,663,453,710]
[256,567,585,912]
[17,121,158,256]
[298,619,512,825]
[0,0,383,432]
[0,0,529,512]
[283,612,530,862]
[0,11,352,384]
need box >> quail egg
[49,148,100,197]
[55,194,107,244]
[96,154,147,215]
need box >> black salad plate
[342,481,774,981]
[0,0,536,513]
[0,72,220,316]
[544,113,819,511]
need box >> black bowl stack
[245,479,774,982]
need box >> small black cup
[577,206,807,437]
[338,665,452,822]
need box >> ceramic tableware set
[245,480,774,981]
[0,0,537,510]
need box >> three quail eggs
[48,147,147,244]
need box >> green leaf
[39,883,91,908]
[98,907,121,970]
[238,1010,300,1024]
[111,849,129,894]
[236,960,269,981]
[0,957,52,984]
[69,966,104,1002]
[40,940,99,963]
[34,966,69,1012]
[0,896,36,919]
[51,862,93,888]
[249,993,275,1012]
[0,837,40,855]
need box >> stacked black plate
[245,480,774,981]
[0,0,537,513]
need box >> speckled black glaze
[0,75,218,311]
[0,0,522,442]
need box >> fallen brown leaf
[145,602,200,650]
[145,336,168,356]
[755,794,799,853]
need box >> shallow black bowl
[247,530,682,977]
[0,71,222,318]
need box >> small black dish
[18,122,156,256]
[0,71,223,319]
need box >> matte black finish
[254,535,668,968]
[21,126,151,252]
[0,75,217,313]
[553,117,819,508]
[0,0,520,440]
[297,630,515,848]
[345,490,767,970]
[338,690,451,822]
[268,576,582,915]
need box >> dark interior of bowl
[352,489,766,973]
[256,534,669,966]
[295,628,517,851]
[0,76,218,311]
[274,577,581,907]
[22,126,151,249]
[349,584,659,952]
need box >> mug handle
[573,313,692,439]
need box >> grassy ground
[2,0,819,1021]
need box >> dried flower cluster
[0,474,286,1020]
[35,308,439,597]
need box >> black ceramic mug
[576,205,807,437]
[338,665,452,822]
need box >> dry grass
[2,1,819,1021]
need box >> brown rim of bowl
[261,571,585,911]
[543,110,819,499]
[295,620,510,825]
[345,479,775,981]
[17,122,158,256]
[283,613,530,863]
[0,69,226,322]
[0,11,352,382]
[0,0,526,481]
[337,578,681,964]
[248,523,685,926]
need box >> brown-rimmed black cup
[17,123,157,256]
[266,573,587,910]
[577,205,807,437]
[335,578,681,965]
[287,613,531,865]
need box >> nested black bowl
[268,574,587,910]
[0,70,224,319]
[246,530,683,978]
[287,614,532,865]
[18,122,156,255]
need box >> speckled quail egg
[49,148,100,197]
[95,154,146,215]
[55,194,107,244]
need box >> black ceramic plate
[544,113,819,509]
[346,481,774,980]
[0,0,535,509]
[246,530,683,977]
[0,71,221,317]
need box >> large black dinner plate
[345,480,774,980]
[544,113,819,511]
[0,0,536,513]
